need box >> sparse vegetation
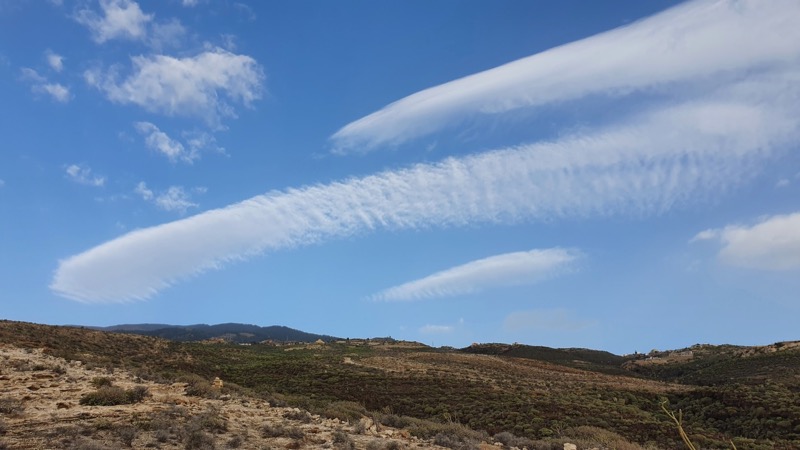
[261,423,305,440]
[79,385,150,406]
[0,398,24,416]
[0,320,798,449]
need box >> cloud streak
[50,0,800,303]
[50,81,797,303]
[372,248,580,302]
[692,213,800,271]
[330,0,800,153]
[134,122,198,164]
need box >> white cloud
[692,213,800,271]
[20,68,45,83]
[372,248,581,302]
[182,0,199,6]
[85,49,264,126]
[503,309,594,332]
[134,122,198,164]
[50,0,800,303]
[155,187,198,213]
[0,179,5,188]
[330,0,800,153]
[40,83,71,102]
[50,82,798,303]
[75,0,153,43]
[65,164,105,187]
[419,325,453,334]
[20,68,71,103]
[184,131,227,157]
[44,50,64,72]
[133,181,153,200]
[776,178,790,188]
[134,182,198,213]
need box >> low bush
[90,377,114,388]
[493,431,538,448]
[333,429,355,449]
[184,429,215,450]
[262,423,305,439]
[181,375,220,399]
[283,409,313,423]
[0,398,24,416]
[317,401,367,423]
[79,385,150,406]
[433,431,481,450]
[114,425,137,447]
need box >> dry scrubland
[0,345,444,449]
[1,320,799,450]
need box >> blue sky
[1,0,799,354]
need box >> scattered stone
[213,376,224,389]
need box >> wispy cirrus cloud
[134,122,198,164]
[51,0,800,303]
[65,164,105,187]
[75,0,153,44]
[372,248,580,302]
[85,49,264,126]
[692,213,800,271]
[50,83,797,303]
[134,182,200,214]
[330,0,800,154]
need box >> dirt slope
[0,344,446,449]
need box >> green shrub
[333,429,355,449]
[184,429,215,450]
[433,431,480,450]
[114,425,137,447]
[90,377,114,388]
[181,375,220,399]
[283,409,312,423]
[80,386,128,406]
[318,401,367,422]
[493,431,537,448]
[79,385,149,406]
[262,423,304,439]
[126,385,150,403]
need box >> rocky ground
[0,344,455,450]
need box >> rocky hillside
[0,344,442,449]
[2,320,799,450]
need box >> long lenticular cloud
[50,80,798,303]
[371,248,582,302]
[330,0,800,153]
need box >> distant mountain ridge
[95,323,340,343]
